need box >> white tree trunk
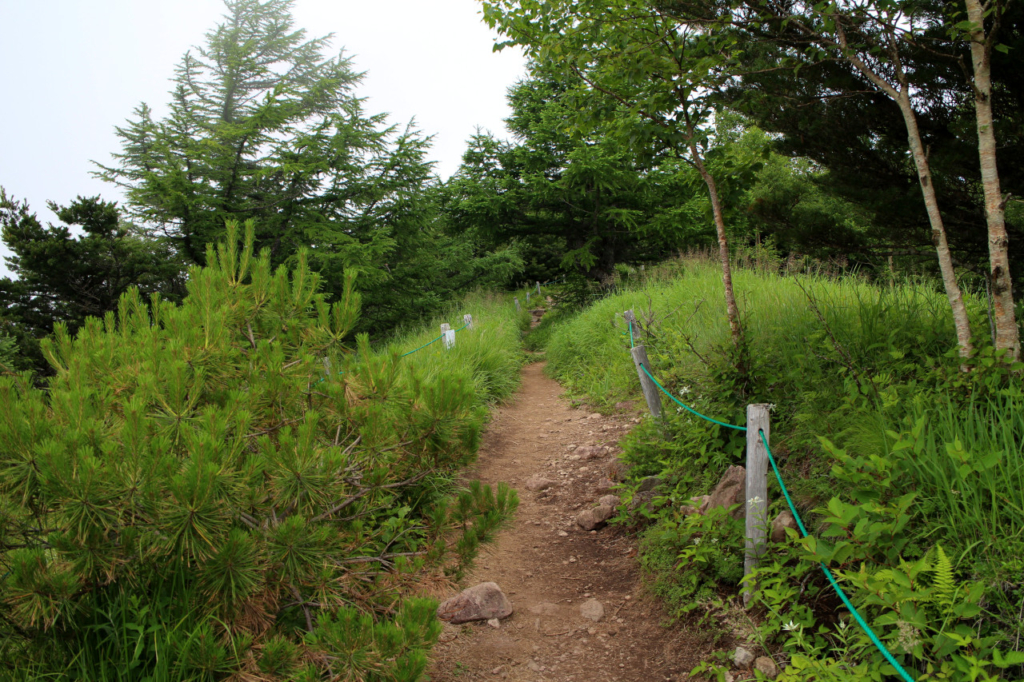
[690,142,742,345]
[896,92,975,358]
[966,0,1019,360]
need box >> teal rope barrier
[758,430,915,682]
[628,319,635,349]
[317,322,472,383]
[638,362,747,431]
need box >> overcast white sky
[0,0,525,244]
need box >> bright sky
[0,0,525,239]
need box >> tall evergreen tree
[97,0,521,332]
[0,191,184,373]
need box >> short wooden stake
[629,345,662,419]
[514,297,521,312]
[536,281,541,295]
[463,313,473,330]
[526,291,531,304]
[441,323,455,350]
[743,404,771,607]
[624,309,637,344]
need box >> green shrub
[0,223,519,680]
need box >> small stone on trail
[599,494,621,509]
[487,618,500,629]
[529,602,560,616]
[576,504,614,531]
[558,530,568,537]
[755,657,779,679]
[595,478,616,494]
[734,646,756,668]
[436,582,513,624]
[527,661,543,673]
[525,475,556,492]
[580,598,605,622]
[588,413,602,420]
[491,666,502,675]
[567,443,578,451]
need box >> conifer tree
[0,223,517,678]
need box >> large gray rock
[771,510,798,542]
[576,504,614,530]
[524,475,556,492]
[436,582,513,624]
[599,494,621,510]
[699,465,746,519]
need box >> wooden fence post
[743,404,771,607]
[441,323,454,350]
[536,281,541,295]
[514,297,521,312]
[526,291,531,305]
[626,309,662,418]
[463,313,473,330]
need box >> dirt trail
[429,361,702,682]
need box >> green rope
[758,430,916,682]
[628,320,635,349]
[399,321,468,358]
[400,334,443,357]
[317,322,472,383]
[638,363,747,431]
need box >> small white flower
[711,538,718,544]
[679,386,691,396]
[767,403,777,412]
[748,495,763,508]
[693,537,701,545]
[782,620,799,632]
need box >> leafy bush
[0,223,520,680]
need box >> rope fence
[620,310,915,682]
[316,318,474,385]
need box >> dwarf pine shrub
[0,223,518,680]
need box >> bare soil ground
[428,361,708,682]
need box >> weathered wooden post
[526,291,531,305]
[536,281,541,295]
[624,310,662,418]
[463,313,473,330]
[441,323,455,350]
[743,404,771,607]
[514,297,521,312]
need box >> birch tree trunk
[690,142,742,345]
[829,20,975,359]
[965,0,1019,360]
[895,92,975,359]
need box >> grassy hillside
[540,256,1024,680]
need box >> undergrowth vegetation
[0,223,525,681]
[543,254,1024,680]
